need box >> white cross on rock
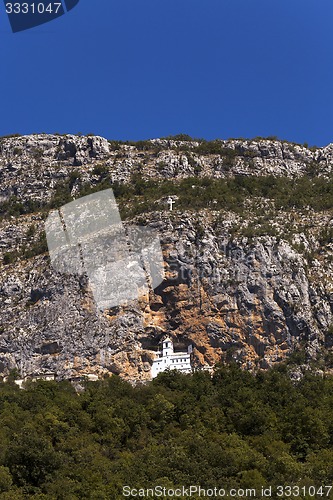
[167,197,175,211]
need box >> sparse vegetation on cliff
[2,174,331,223]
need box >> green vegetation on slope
[0,365,333,498]
[3,174,331,221]
[1,170,332,224]
[114,174,333,218]
[2,173,333,264]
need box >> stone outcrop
[0,134,332,206]
[0,134,332,382]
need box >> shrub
[3,252,17,265]
[92,164,109,176]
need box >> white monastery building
[152,337,192,378]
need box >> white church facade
[151,337,192,378]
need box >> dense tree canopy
[0,365,332,498]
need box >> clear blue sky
[1,0,333,146]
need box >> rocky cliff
[0,134,332,382]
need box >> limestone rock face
[0,134,332,382]
[0,134,331,206]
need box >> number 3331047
[6,3,62,14]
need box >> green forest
[0,364,333,499]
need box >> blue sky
[1,0,333,145]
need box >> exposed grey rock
[0,134,332,382]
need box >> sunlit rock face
[0,134,332,382]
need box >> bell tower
[162,337,174,357]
